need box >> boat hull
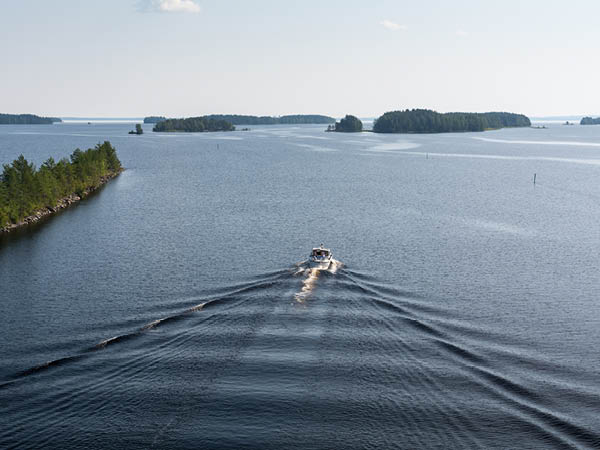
[308,259,332,270]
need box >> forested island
[153,117,235,132]
[0,114,62,124]
[372,110,531,133]
[0,142,122,232]
[328,115,363,132]
[580,117,600,125]
[147,114,335,126]
[144,116,166,124]
[129,124,144,135]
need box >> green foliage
[373,109,531,133]
[129,124,144,135]
[148,115,336,127]
[153,117,236,132]
[335,115,363,132]
[581,117,600,125]
[0,141,121,227]
[196,114,335,125]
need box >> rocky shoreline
[0,169,123,233]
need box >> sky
[1,0,599,118]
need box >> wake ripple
[0,271,289,389]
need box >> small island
[0,113,62,125]
[153,117,235,132]
[200,114,336,125]
[0,142,123,232]
[148,114,335,126]
[144,116,167,124]
[372,109,531,133]
[580,117,600,125]
[328,115,363,132]
[128,124,144,135]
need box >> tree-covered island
[0,142,123,232]
[329,115,363,132]
[153,117,235,132]
[129,124,144,135]
[373,109,531,133]
[203,114,335,125]
[0,113,62,124]
[147,114,335,126]
[580,117,600,125]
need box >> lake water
[1,122,600,449]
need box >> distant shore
[0,169,123,234]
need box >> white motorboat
[309,244,332,270]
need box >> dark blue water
[1,122,600,448]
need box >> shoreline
[0,169,124,233]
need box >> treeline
[0,142,122,227]
[153,117,235,132]
[154,114,336,125]
[332,115,363,132]
[144,116,166,124]
[580,117,600,125]
[373,110,531,133]
[0,114,62,124]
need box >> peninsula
[0,141,123,232]
[372,109,531,133]
[0,113,62,124]
[153,117,235,132]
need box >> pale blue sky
[1,0,599,117]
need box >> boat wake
[2,262,600,449]
[293,259,342,302]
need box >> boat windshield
[312,249,330,258]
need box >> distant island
[327,115,363,132]
[153,117,235,132]
[0,113,62,125]
[1,142,123,232]
[144,116,167,124]
[580,117,600,125]
[146,114,335,126]
[129,124,144,135]
[372,110,531,133]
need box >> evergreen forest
[334,115,363,132]
[373,110,531,133]
[153,117,236,132]
[154,114,336,125]
[0,141,122,227]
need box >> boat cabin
[311,247,331,259]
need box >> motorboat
[309,244,332,270]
